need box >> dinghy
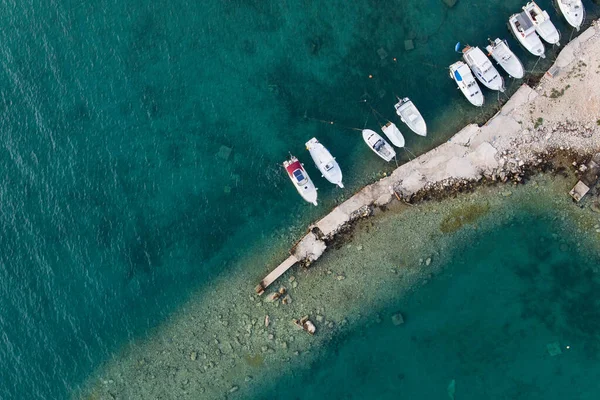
[523,1,561,45]
[509,12,546,58]
[449,61,484,107]
[557,0,585,31]
[462,46,505,92]
[305,137,344,188]
[394,97,427,136]
[486,38,525,79]
[283,155,318,206]
[362,129,396,162]
[381,122,405,148]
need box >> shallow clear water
[0,0,598,398]
[257,211,600,399]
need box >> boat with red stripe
[283,155,318,206]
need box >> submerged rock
[391,312,405,326]
[442,0,457,7]
[547,342,562,356]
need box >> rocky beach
[78,19,600,400]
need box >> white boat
[462,46,505,92]
[449,61,484,107]
[283,155,318,206]
[362,129,396,162]
[305,137,344,188]
[486,38,525,79]
[380,122,405,148]
[394,97,427,136]
[523,1,561,45]
[557,0,585,31]
[509,12,546,58]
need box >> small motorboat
[283,155,318,206]
[523,1,561,45]
[462,46,505,92]
[449,61,484,107]
[486,38,525,79]
[557,0,585,31]
[381,121,405,148]
[362,129,396,162]
[305,137,344,188]
[509,12,546,58]
[394,97,427,136]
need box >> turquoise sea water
[0,0,598,398]
[257,211,600,399]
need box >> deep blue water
[0,0,598,398]
[258,211,600,399]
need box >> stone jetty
[257,21,600,292]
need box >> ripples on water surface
[0,0,597,398]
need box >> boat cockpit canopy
[293,169,307,185]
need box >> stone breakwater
[263,20,600,286]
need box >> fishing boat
[449,61,484,107]
[394,97,427,136]
[283,155,318,206]
[522,1,561,45]
[486,38,525,79]
[462,46,505,92]
[362,129,396,162]
[557,0,585,31]
[305,137,344,188]
[509,12,546,58]
[380,122,405,148]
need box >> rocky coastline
[261,20,600,288]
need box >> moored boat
[557,0,585,31]
[449,61,484,107]
[381,122,405,148]
[486,38,525,79]
[509,12,546,58]
[283,155,318,206]
[305,137,344,188]
[362,129,396,162]
[394,97,427,136]
[523,1,561,45]
[462,46,505,92]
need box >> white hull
[306,137,344,188]
[283,155,318,206]
[523,2,561,45]
[462,46,505,92]
[381,122,405,148]
[557,0,585,30]
[449,61,484,107]
[486,38,525,79]
[362,129,396,162]
[394,97,427,136]
[509,12,546,58]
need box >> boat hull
[381,122,405,148]
[509,13,546,58]
[306,138,344,188]
[283,156,318,206]
[449,61,484,107]
[558,0,585,30]
[523,3,561,45]
[362,129,396,162]
[394,98,427,136]
[486,39,525,79]
[462,46,505,92]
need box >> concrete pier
[257,20,600,292]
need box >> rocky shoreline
[80,18,600,400]
[261,20,600,288]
